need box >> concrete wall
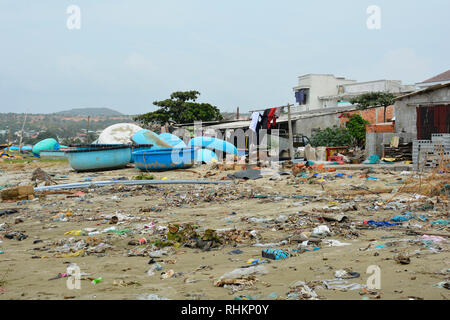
[394,86,450,140]
[293,113,341,138]
[292,105,395,139]
[343,80,405,94]
[365,132,415,158]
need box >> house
[293,74,415,112]
[292,74,356,112]
[415,69,450,89]
[364,82,450,158]
[394,82,450,140]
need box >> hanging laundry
[295,89,306,104]
[249,112,261,132]
[260,109,271,131]
[274,107,283,117]
[267,108,278,129]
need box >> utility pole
[19,112,28,153]
[86,116,90,144]
[6,124,10,152]
[287,103,294,160]
[7,114,13,152]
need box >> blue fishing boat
[133,147,195,171]
[129,144,154,163]
[73,144,123,150]
[67,144,154,164]
[65,145,133,172]
[39,149,72,159]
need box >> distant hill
[54,108,124,117]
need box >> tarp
[131,130,174,148]
[195,149,218,163]
[5,145,32,151]
[158,133,187,148]
[98,123,143,144]
[32,138,60,156]
[188,136,238,155]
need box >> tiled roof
[421,70,450,83]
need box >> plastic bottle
[91,277,102,284]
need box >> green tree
[35,130,59,141]
[344,114,370,147]
[310,126,355,147]
[349,92,395,123]
[134,91,223,126]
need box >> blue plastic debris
[261,249,290,260]
[391,212,427,222]
[431,220,450,226]
[391,212,415,222]
[367,220,402,227]
[365,154,380,164]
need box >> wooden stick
[406,229,450,238]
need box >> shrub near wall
[310,126,355,147]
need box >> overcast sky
[0,0,448,115]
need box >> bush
[345,114,369,147]
[310,126,355,147]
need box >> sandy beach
[0,160,449,300]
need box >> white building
[293,74,416,112]
[292,74,355,112]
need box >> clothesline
[248,104,291,114]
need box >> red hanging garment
[267,108,277,129]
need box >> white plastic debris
[334,269,348,278]
[275,215,288,223]
[219,265,268,280]
[322,279,365,291]
[148,249,169,258]
[323,239,351,247]
[137,294,170,300]
[253,240,288,247]
[313,225,331,235]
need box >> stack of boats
[33,123,238,172]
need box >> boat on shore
[133,147,196,171]
[64,144,154,171]
[39,148,74,159]
[65,145,133,172]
